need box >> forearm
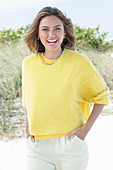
[84,103,105,131]
[67,103,105,139]
[26,116,35,141]
[26,117,30,137]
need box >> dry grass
[0,39,31,99]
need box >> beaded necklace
[40,49,65,65]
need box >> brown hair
[24,6,76,53]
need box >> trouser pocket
[73,135,86,144]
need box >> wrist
[83,122,92,132]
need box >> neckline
[38,48,66,68]
[42,54,56,61]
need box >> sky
[0,0,113,39]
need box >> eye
[42,29,48,31]
[55,28,61,30]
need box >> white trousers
[26,135,89,170]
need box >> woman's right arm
[26,117,30,138]
[26,116,35,141]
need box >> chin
[46,45,62,52]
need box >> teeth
[47,40,57,43]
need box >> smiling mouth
[47,39,58,44]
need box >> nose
[49,30,55,37]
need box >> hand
[26,130,35,142]
[26,117,35,142]
[26,134,35,142]
[30,135,35,142]
[67,124,89,140]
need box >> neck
[44,48,63,60]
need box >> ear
[63,32,65,36]
[63,33,66,38]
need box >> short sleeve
[80,71,110,106]
[22,59,26,107]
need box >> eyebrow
[41,25,62,28]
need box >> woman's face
[38,15,65,52]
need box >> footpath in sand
[0,114,113,170]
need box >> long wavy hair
[24,6,76,53]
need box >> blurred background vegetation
[0,24,113,140]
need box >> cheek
[39,32,47,40]
[57,32,64,38]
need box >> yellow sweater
[22,49,110,140]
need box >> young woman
[22,6,110,170]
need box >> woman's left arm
[67,104,105,140]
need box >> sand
[0,115,113,170]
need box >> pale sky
[0,0,113,38]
